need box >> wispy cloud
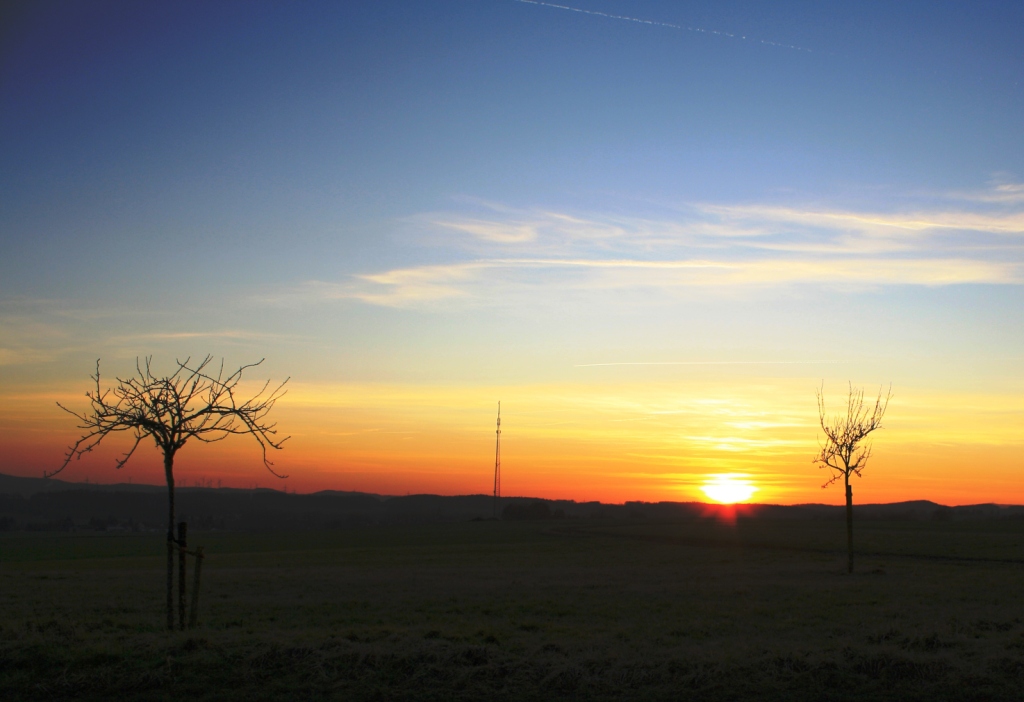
[946,179,1024,205]
[108,330,300,344]
[0,347,39,366]
[431,218,538,244]
[416,189,1024,254]
[271,182,1024,309]
[0,305,76,366]
[0,297,301,368]
[308,256,1017,308]
[701,203,1024,238]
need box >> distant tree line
[501,501,566,521]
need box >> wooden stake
[189,546,204,629]
[177,521,187,631]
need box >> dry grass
[3,517,1024,700]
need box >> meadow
[3,516,1024,700]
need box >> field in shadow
[3,518,1024,700]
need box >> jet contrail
[514,0,814,53]
[575,361,844,367]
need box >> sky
[2,0,1023,505]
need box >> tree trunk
[845,481,854,574]
[164,451,175,631]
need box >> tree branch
[813,382,891,489]
[55,357,290,479]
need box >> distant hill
[1,472,1022,532]
[0,472,166,497]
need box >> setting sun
[701,475,758,504]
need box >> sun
[700,474,758,504]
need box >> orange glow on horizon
[2,378,1023,506]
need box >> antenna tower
[493,401,501,518]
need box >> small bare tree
[814,382,890,574]
[54,356,289,629]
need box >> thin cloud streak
[418,192,1024,257]
[345,257,1017,307]
[702,204,1024,236]
[109,330,303,343]
[277,256,1017,309]
[575,361,845,367]
[267,183,1024,308]
[946,181,1024,205]
[514,0,815,53]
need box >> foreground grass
[2,518,1024,700]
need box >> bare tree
[54,356,289,629]
[814,382,891,574]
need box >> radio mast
[493,401,501,518]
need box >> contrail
[575,361,844,367]
[514,0,814,53]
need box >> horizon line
[3,472,1013,509]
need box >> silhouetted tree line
[3,480,1023,532]
[502,501,566,521]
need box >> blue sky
[4,1,1022,294]
[2,1,1023,501]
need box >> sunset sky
[2,1,1023,505]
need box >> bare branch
[56,357,290,478]
[813,381,891,488]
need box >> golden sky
[4,373,1021,506]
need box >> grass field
[3,516,1024,700]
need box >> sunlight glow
[701,474,758,504]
